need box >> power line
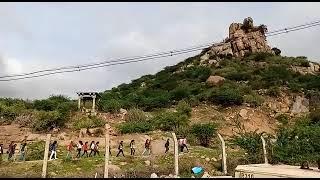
[0,19,319,81]
[0,46,205,81]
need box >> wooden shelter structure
[76,92,101,115]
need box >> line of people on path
[0,139,28,162]
[1,136,189,162]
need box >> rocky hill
[1,17,320,178]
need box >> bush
[191,123,217,147]
[272,122,320,164]
[232,131,264,163]
[276,114,289,125]
[118,121,153,134]
[310,110,320,125]
[100,99,121,113]
[32,110,62,131]
[25,141,45,161]
[125,108,147,122]
[209,85,244,106]
[243,93,264,107]
[266,86,281,97]
[176,100,192,117]
[152,111,189,131]
[73,116,105,130]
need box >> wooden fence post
[42,134,51,178]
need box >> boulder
[202,172,211,178]
[291,96,309,114]
[211,157,217,162]
[201,156,205,159]
[205,157,210,162]
[145,160,151,166]
[119,162,127,166]
[206,76,225,86]
[239,109,248,119]
[151,173,158,178]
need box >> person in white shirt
[89,141,95,157]
[76,141,83,158]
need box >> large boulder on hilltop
[206,76,225,86]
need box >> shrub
[25,141,45,161]
[152,111,189,131]
[243,93,264,107]
[125,108,147,122]
[310,110,320,125]
[209,85,244,106]
[276,114,289,125]
[232,131,264,163]
[100,99,122,113]
[266,86,281,97]
[117,121,153,134]
[176,100,192,117]
[191,123,217,147]
[31,110,62,131]
[272,122,320,164]
[184,66,212,82]
[73,116,105,130]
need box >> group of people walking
[0,140,27,162]
[1,137,188,162]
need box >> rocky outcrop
[291,62,320,75]
[200,17,273,64]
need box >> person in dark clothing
[165,139,170,153]
[130,140,135,156]
[0,144,3,162]
[19,142,27,161]
[89,141,95,157]
[109,140,111,156]
[7,141,15,161]
[49,141,58,160]
[76,141,83,158]
[116,141,125,157]
[94,142,100,156]
[82,142,89,157]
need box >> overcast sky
[0,2,319,100]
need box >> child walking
[94,142,100,156]
[82,142,89,157]
[66,141,73,159]
[165,139,170,153]
[130,140,136,156]
[116,141,125,157]
[89,141,95,157]
[142,139,151,156]
[49,141,58,160]
[76,141,83,158]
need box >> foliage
[208,84,244,106]
[243,93,264,107]
[232,130,264,163]
[276,114,289,125]
[31,110,62,131]
[73,116,105,130]
[310,109,320,125]
[100,99,122,113]
[125,108,147,122]
[25,141,45,161]
[272,119,320,164]
[176,100,192,117]
[266,86,281,97]
[117,121,153,134]
[191,123,217,147]
[152,111,189,131]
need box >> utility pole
[172,132,179,176]
[42,134,51,178]
[217,133,227,175]
[104,125,110,178]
